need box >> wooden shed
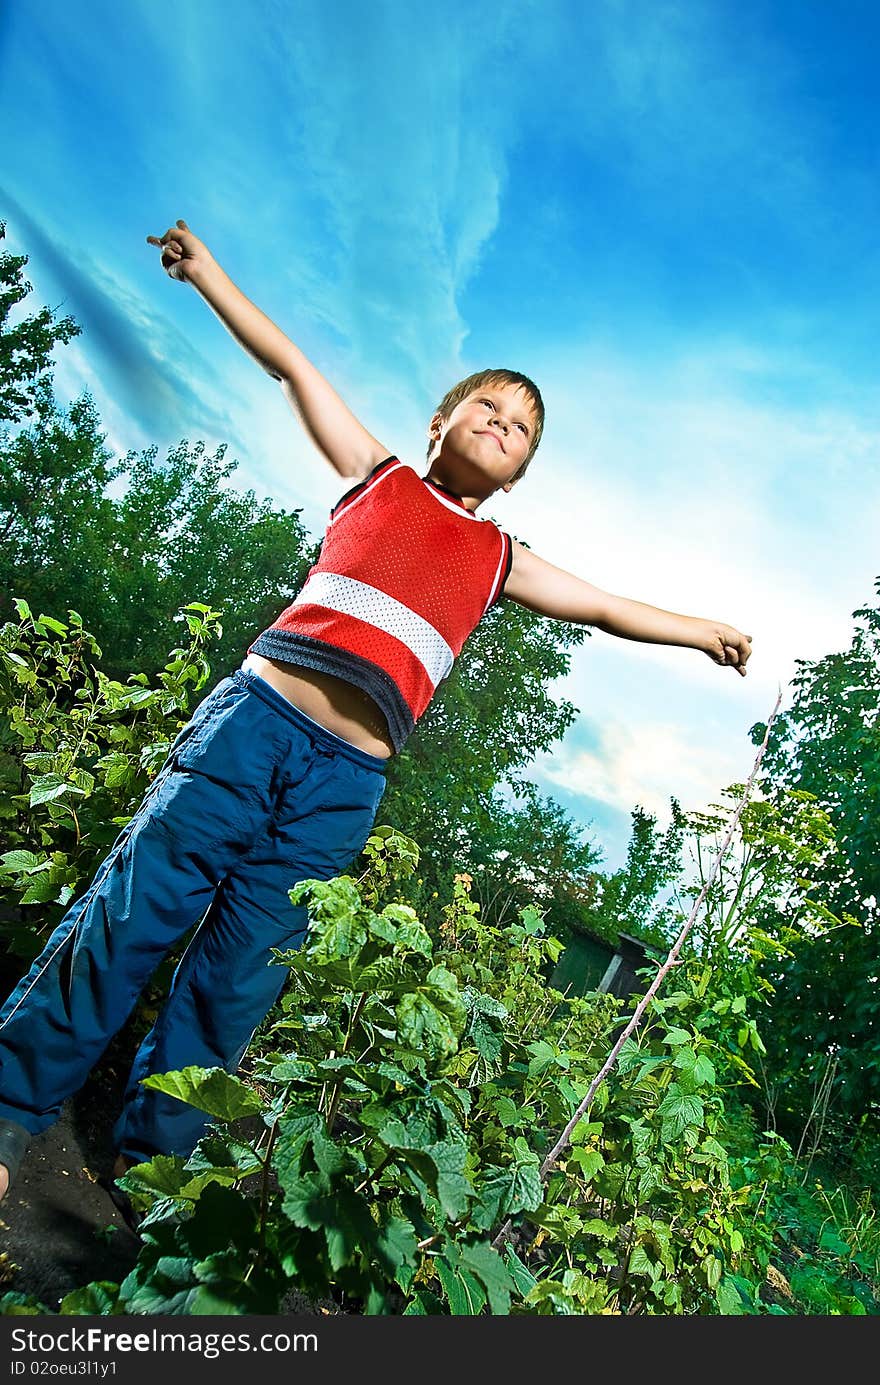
[551,928,660,1001]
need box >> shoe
[0,1121,31,1199]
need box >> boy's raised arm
[147,219,389,481]
[505,540,753,676]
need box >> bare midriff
[240,653,395,759]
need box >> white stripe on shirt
[292,571,454,687]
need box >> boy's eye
[516,422,529,434]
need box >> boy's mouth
[476,430,505,453]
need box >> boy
[0,219,752,1208]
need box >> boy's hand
[146,218,213,283]
[702,622,753,677]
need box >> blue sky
[2,0,879,872]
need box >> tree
[580,801,685,948]
[0,379,315,680]
[0,221,80,425]
[0,232,316,678]
[753,578,880,920]
[747,581,880,1141]
[462,783,604,936]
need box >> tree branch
[491,685,784,1252]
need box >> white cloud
[500,344,880,697]
[486,339,879,862]
[535,713,745,823]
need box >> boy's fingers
[149,226,191,248]
[724,641,749,676]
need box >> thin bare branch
[491,685,784,1252]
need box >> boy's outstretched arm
[504,541,753,676]
[146,219,389,481]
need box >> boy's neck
[423,466,487,514]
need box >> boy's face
[429,384,538,499]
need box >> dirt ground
[0,1021,326,1315]
[0,1027,150,1310]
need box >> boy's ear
[428,411,445,440]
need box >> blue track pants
[0,668,387,1162]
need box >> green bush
[0,596,221,961]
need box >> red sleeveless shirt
[247,457,512,750]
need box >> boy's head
[426,368,544,486]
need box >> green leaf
[468,1015,503,1071]
[20,876,64,904]
[59,1282,121,1315]
[436,1257,486,1315]
[472,1156,542,1230]
[29,773,76,806]
[403,1290,445,1315]
[36,613,68,635]
[463,987,508,1022]
[0,850,43,871]
[0,1291,46,1315]
[693,1053,717,1086]
[291,876,366,959]
[673,1045,698,1077]
[187,1286,245,1315]
[657,1086,705,1136]
[310,1127,349,1183]
[119,1266,199,1316]
[354,955,421,993]
[459,1242,514,1314]
[526,1039,563,1077]
[103,757,134,789]
[396,972,465,1061]
[518,904,545,935]
[374,1213,419,1280]
[371,902,433,955]
[69,768,95,795]
[429,1143,474,1222]
[491,1095,520,1127]
[569,1147,605,1182]
[504,1246,539,1298]
[628,1244,655,1278]
[267,1057,317,1083]
[281,1177,376,1272]
[118,1155,205,1200]
[140,1066,262,1119]
[380,1127,473,1222]
[273,1111,324,1190]
[715,1268,742,1312]
[580,1218,618,1243]
[185,1134,262,1179]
